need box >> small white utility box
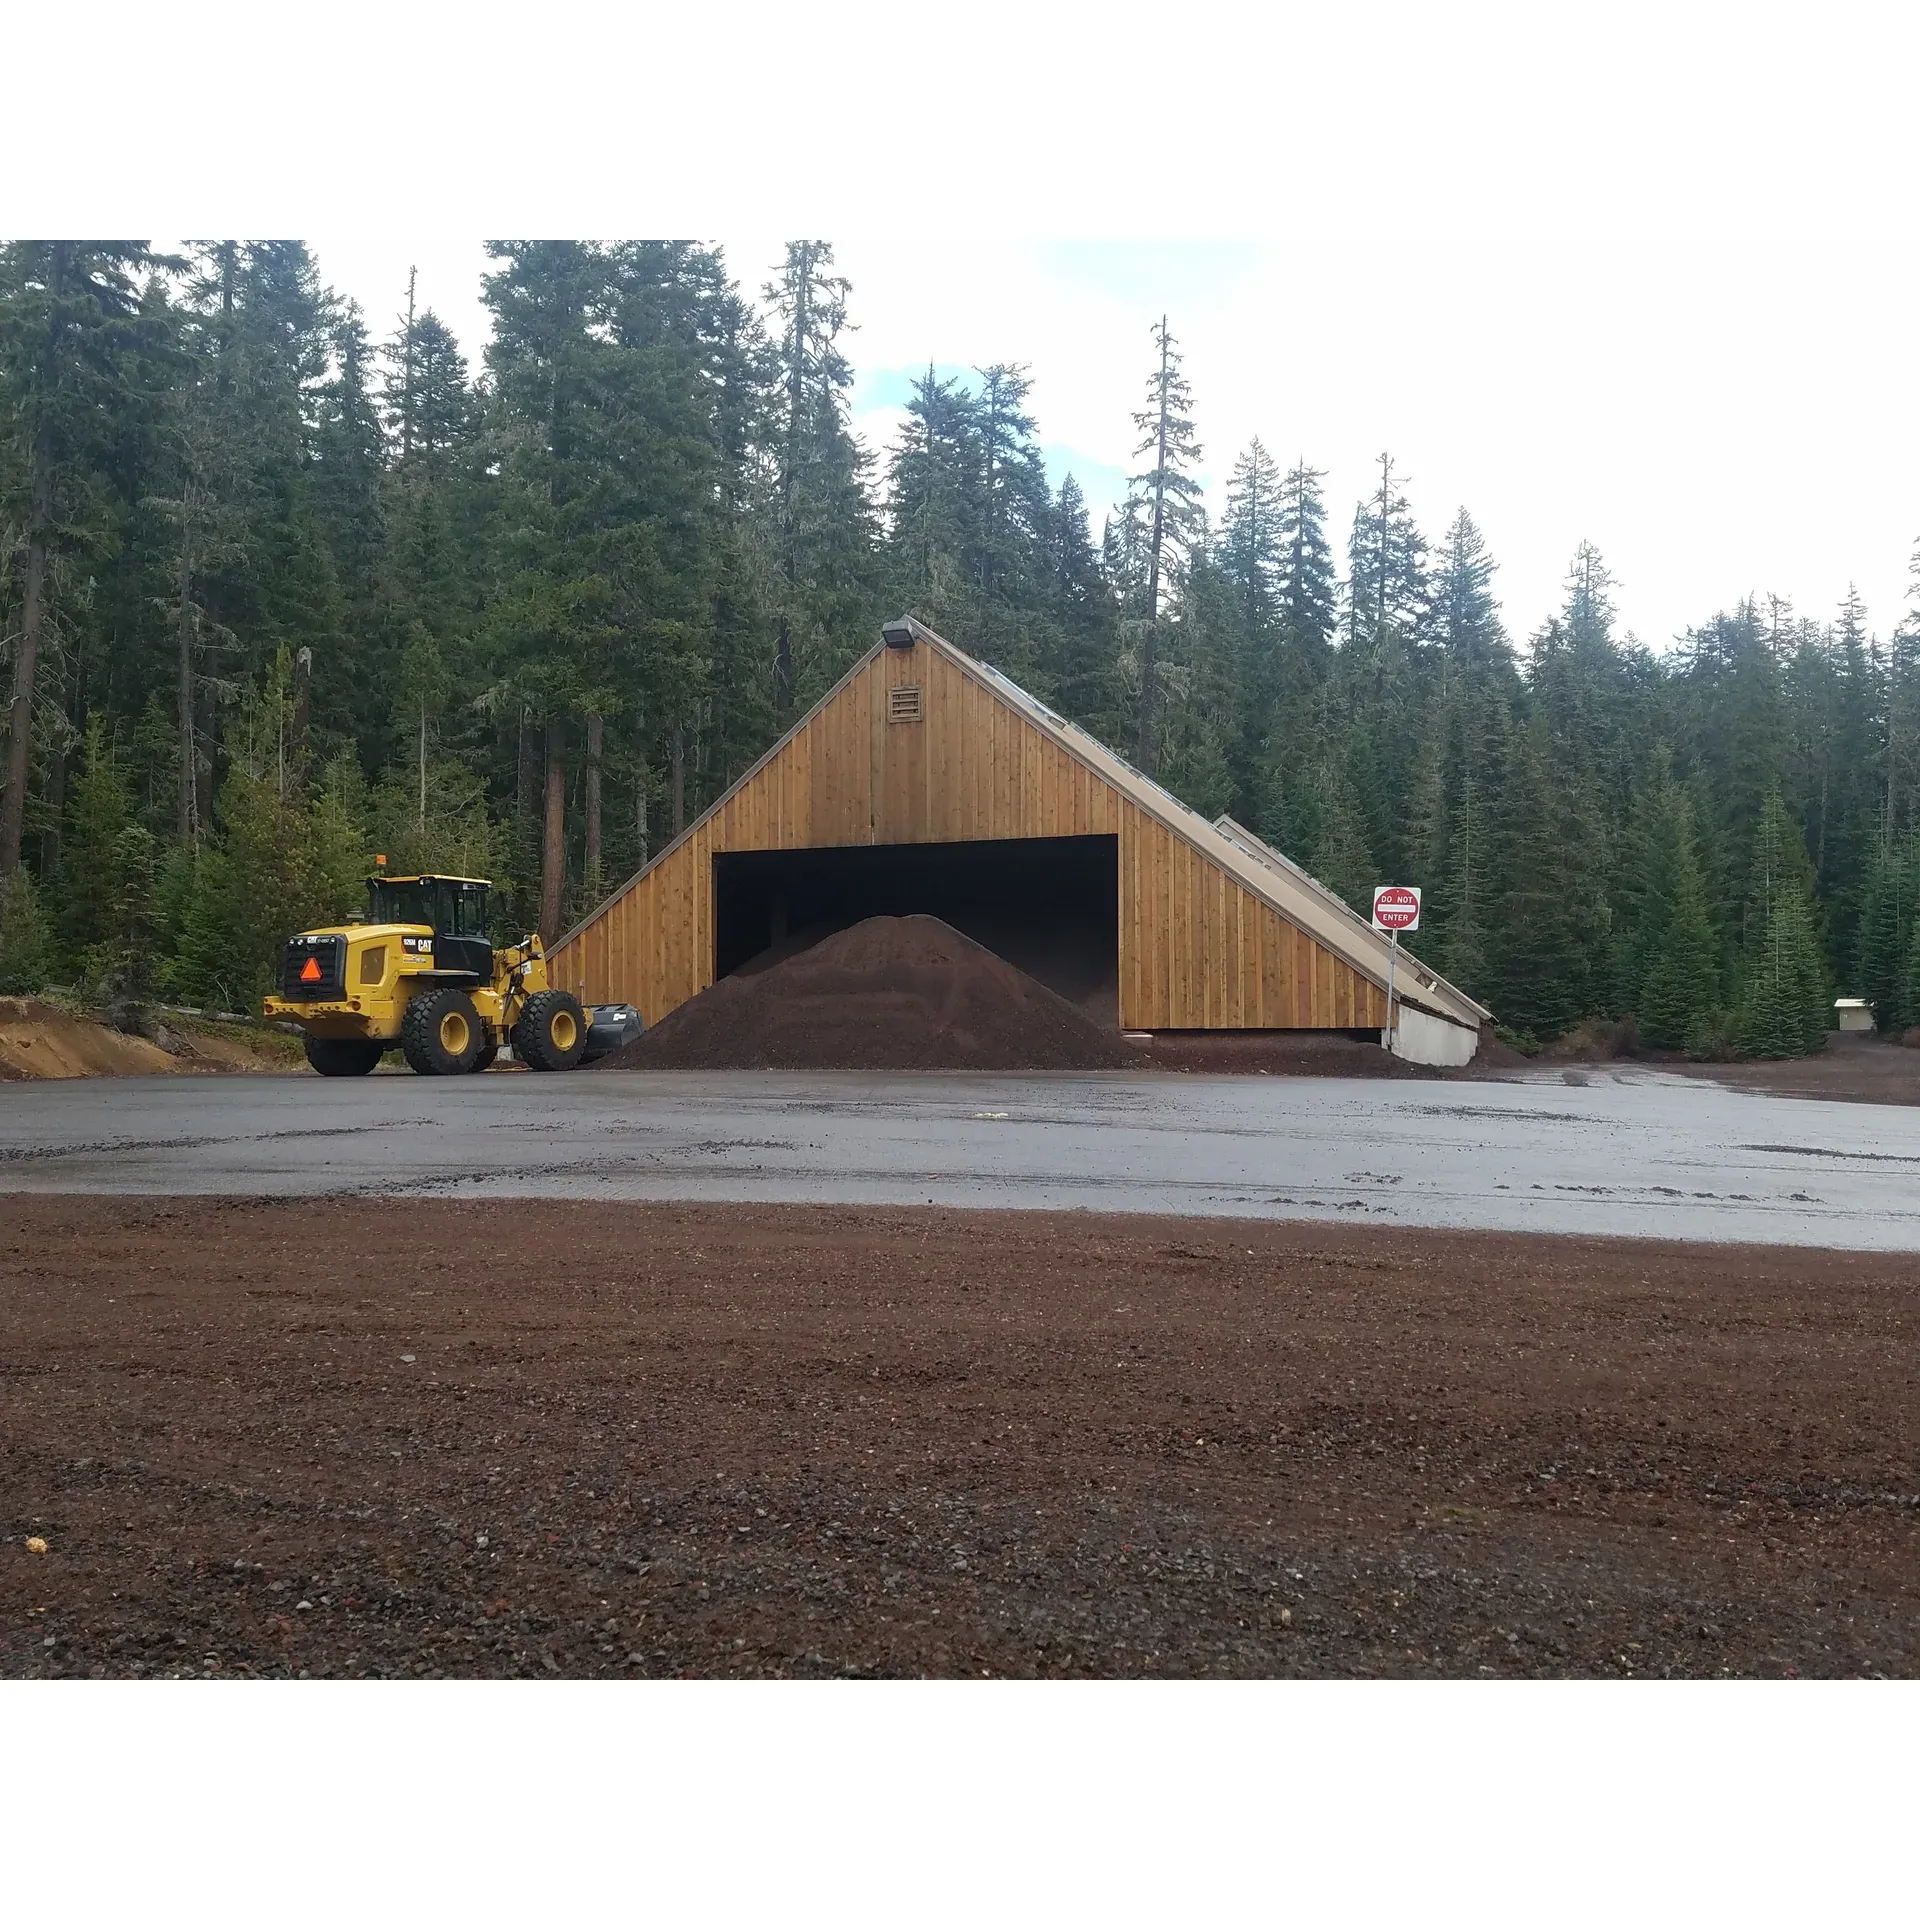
[1835,998,1874,1034]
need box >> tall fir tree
[1125,318,1203,774]
[1732,787,1831,1057]
[1485,712,1606,1039]
[1623,774,1722,1050]
[1258,460,1337,853]
[1216,439,1285,816]
[763,241,878,724]
[1854,836,1913,1028]
[0,241,171,886]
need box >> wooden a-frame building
[551,617,1487,1056]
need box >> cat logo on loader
[262,871,641,1077]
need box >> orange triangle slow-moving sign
[299,956,323,984]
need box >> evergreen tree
[1153,538,1240,821]
[1044,475,1120,734]
[162,753,367,1010]
[0,241,172,886]
[1627,778,1721,1050]
[383,282,472,474]
[1334,454,1431,878]
[1732,788,1830,1057]
[56,716,134,973]
[1344,452,1429,654]
[1902,908,1920,1041]
[1305,757,1376,915]
[479,239,611,936]
[1888,538,1920,851]
[1485,716,1598,1039]
[308,301,388,760]
[1217,438,1284,815]
[1434,508,1506,680]
[1126,318,1203,774]
[1404,510,1517,997]
[763,241,879,723]
[1275,459,1336,673]
[0,867,52,992]
[888,363,977,631]
[882,360,1057,691]
[1807,585,1880,971]
[1854,837,1913,1028]
[972,362,1053,677]
[1256,461,1336,853]
[1675,597,1789,935]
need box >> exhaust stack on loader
[263,871,638,1076]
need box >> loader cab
[367,874,494,982]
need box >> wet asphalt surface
[3,1067,1918,1248]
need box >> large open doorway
[712,834,1120,1023]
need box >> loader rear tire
[304,1036,383,1077]
[472,1043,499,1073]
[402,987,484,1076]
[514,989,588,1071]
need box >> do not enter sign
[1373,885,1421,933]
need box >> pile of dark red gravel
[599,914,1137,1071]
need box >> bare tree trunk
[774,612,795,729]
[291,646,312,789]
[40,727,68,880]
[584,712,604,900]
[670,727,686,839]
[417,699,428,835]
[540,725,565,947]
[195,682,215,839]
[0,448,51,884]
[175,539,197,848]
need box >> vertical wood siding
[552,641,1388,1031]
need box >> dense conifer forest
[2,238,1917,1052]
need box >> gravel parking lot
[5,1197,1916,1679]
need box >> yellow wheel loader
[262,872,641,1077]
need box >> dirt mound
[601,914,1137,1071]
[0,996,297,1080]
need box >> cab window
[367,879,432,927]
[367,878,490,939]
[445,884,489,940]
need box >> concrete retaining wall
[1391,1004,1480,1068]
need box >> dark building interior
[711,833,1120,1023]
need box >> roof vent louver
[887,683,924,724]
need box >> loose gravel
[4,1196,1915,1679]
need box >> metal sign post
[1371,886,1422,1055]
[1384,929,1399,1051]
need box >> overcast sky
[37,2,1920,654]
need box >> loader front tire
[403,987,485,1076]
[514,989,588,1071]
[304,1036,383,1077]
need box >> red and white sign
[1372,885,1421,933]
